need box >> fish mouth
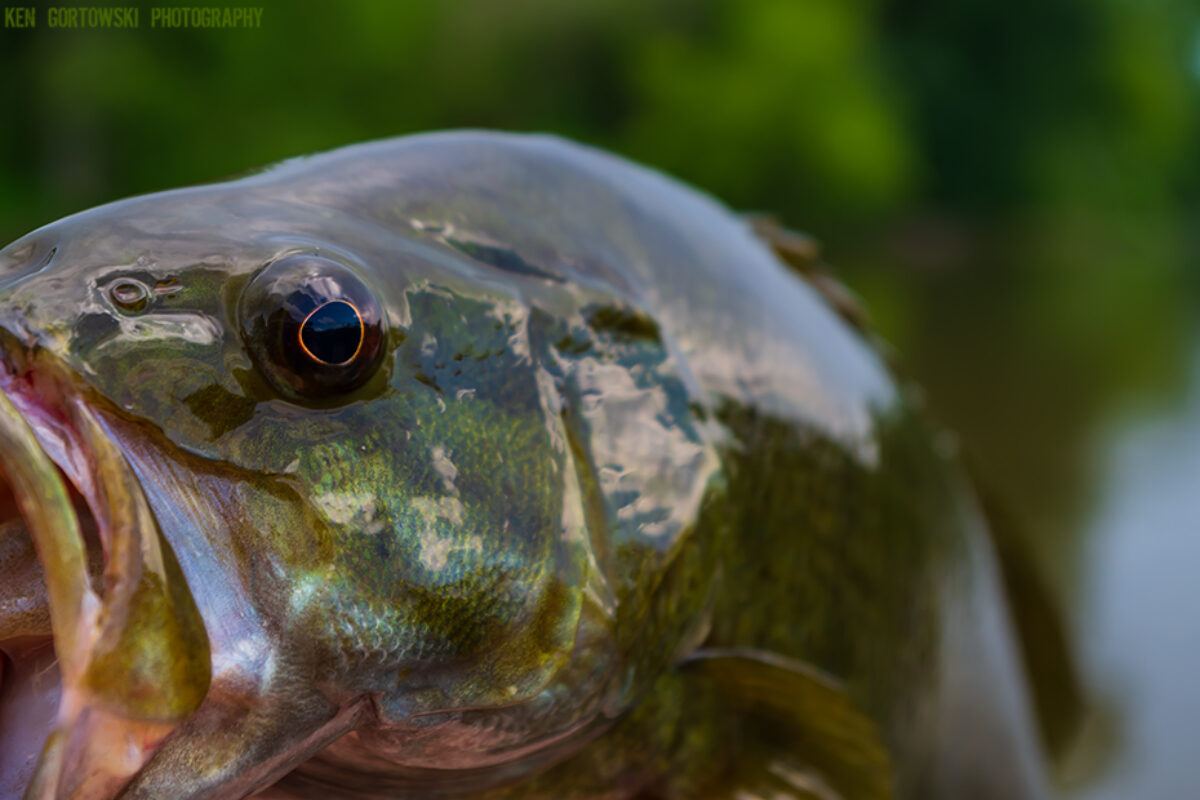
[0,340,210,800]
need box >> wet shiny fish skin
[0,132,1057,799]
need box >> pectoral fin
[442,649,891,800]
[679,649,894,800]
[971,474,1087,761]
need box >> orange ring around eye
[298,300,365,366]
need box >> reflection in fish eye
[299,300,364,366]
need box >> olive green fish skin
[0,133,1050,798]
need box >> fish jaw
[0,343,211,800]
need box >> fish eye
[239,253,385,398]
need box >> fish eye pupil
[299,300,363,365]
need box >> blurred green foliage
[4,0,1193,234]
[1,0,1198,566]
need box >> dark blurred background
[2,1,1198,796]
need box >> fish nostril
[108,279,151,315]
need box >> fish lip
[0,339,106,573]
[0,333,207,676]
[0,344,102,654]
[0,340,107,797]
[0,332,211,798]
[0,353,94,497]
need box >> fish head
[0,136,721,798]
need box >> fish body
[0,133,1065,799]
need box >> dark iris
[239,253,386,400]
[300,300,363,365]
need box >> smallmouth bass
[0,133,1079,799]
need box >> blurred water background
[2,1,1199,796]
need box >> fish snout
[0,238,58,295]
